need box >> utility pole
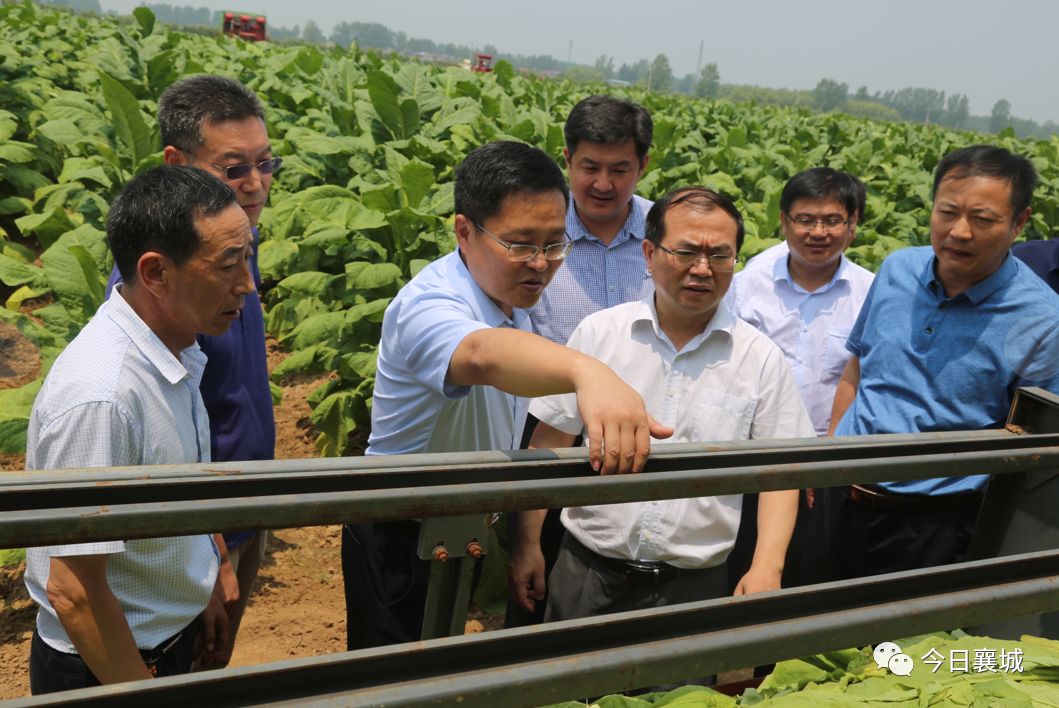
[567,40,573,64]
[696,38,703,77]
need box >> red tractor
[222,11,267,41]
[472,54,494,73]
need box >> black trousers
[804,486,980,583]
[342,520,430,650]
[29,619,200,695]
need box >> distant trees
[991,99,1012,132]
[564,66,606,84]
[45,0,102,12]
[594,55,615,81]
[648,54,673,91]
[302,19,324,43]
[695,63,721,99]
[617,59,649,85]
[813,78,849,111]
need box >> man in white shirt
[24,166,255,693]
[510,187,813,619]
[726,168,873,588]
[343,141,671,649]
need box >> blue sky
[101,0,1059,124]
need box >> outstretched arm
[449,328,672,474]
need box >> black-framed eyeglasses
[474,222,573,262]
[207,156,283,181]
[786,213,850,232]
[655,243,738,272]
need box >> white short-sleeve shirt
[529,298,814,569]
[367,251,531,456]
[728,242,874,436]
[23,290,219,653]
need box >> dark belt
[596,554,683,583]
[847,484,982,513]
[139,618,198,673]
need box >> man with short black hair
[812,144,1059,580]
[25,166,255,693]
[106,75,278,666]
[726,168,874,588]
[509,96,656,627]
[343,141,671,650]
[511,187,813,620]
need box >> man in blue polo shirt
[810,144,1059,581]
[105,76,277,666]
[343,141,670,650]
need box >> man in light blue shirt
[812,145,1059,581]
[727,168,874,590]
[24,166,256,693]
[343,141,671,650]
[528,95,655,347]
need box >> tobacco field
[2,1,1059,456]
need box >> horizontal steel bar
[12,549,1059,707]
[0,429,1030,493]
[2,443,1057,547]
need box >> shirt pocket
[822,327,853,376]
[694,388,755,442]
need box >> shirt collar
[924,250,1019,304]
[106,287,204,386]
[566,194,649,247]
[450,251,526,330]
[631,295,736,351]
[773,250,853,293]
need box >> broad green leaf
[367,70,420,140]
[15,208,80,251]
[1,165,50,195]
[0,254,42,287]
[0,110,17,141]
[0,196,29,216]
[399,159,435,209]
[409,259,431,277]
[275,271,335,296]
[6,284,47,310]
[283,310,347,349]
[132,6,155,35]
[36,119,85,146]
[345,262,402,291]
[310,389,361,457]
[0,142,36,164]
[98,71,157,169]
[0,416,29,454]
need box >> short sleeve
[748,345,816,440]
[528,320,591,436]
[845,267,882,357]
[31,401,138,557]
[391,291,491,399]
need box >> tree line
[54,1,1057,139]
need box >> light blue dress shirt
[528,195,655,345]
[367,251,531,456]
[24,290,218,653]
[729,242,874,435]
[835,246,1059,494]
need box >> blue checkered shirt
[528,195,655,345]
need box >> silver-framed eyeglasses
[474,222,573,262]
[786,213,850,233]
[655,244,738,272]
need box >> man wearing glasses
[105,75,279,667]
[508,95,655,628]
[510,188,813,621]
[725,168,873,587]
[343,141,671,650]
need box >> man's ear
[163,146,189,166]
[642,238,655,268]
[638,153,650,175]
[135,251,170,297]
[562,148,572,170]
[1013,207,1032,237]
[454,214,474,252]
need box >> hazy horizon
[98,0,1059,125]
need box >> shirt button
[608,286,615,292]
[926,327,934,334]
[939,303,947,310]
